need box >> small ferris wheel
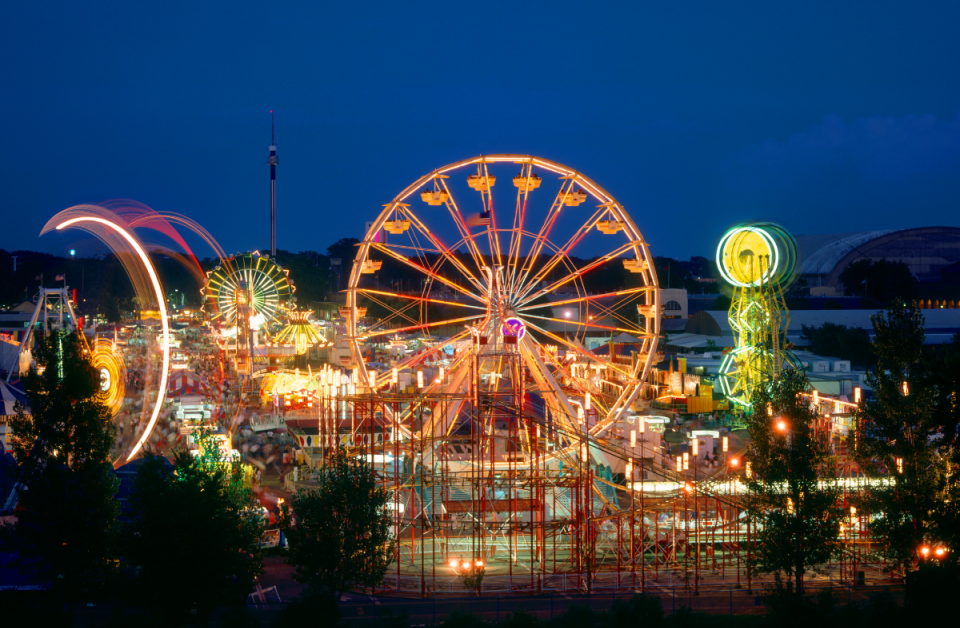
[203,252,295,330]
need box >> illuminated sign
[501,317,526,340]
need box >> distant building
[795,227,960,290]
[684,309,960,347]
[0,301,37,343]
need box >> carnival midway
[1,155,894,597]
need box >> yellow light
[462,561,470,569]
[850,506,857,517]
[475,560,483,567]
[692,439,699,456]
[730,457,739,467]
[417,370,424,389]
[630,430,636,448]
[854,387,861,403]
[391,367,398,386]
[813,390,819,406]
[903,381,909,396]
[921,546,930,557]
[439,366,445,381]
[676,457,682,472]
[56,216,169,462]
[935,548,945,557]
[746,461,752,479]
[722,436,729,453]
[776,420,787,432]
[683,452,689,470]
[369,371,377,389]
[585,393,591,410]
[638,417,645,433]
[581,444,588,462]
[449,559,458,568]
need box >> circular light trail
[56,216,170,462]
[716,226,780,288]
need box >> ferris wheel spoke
[514,206,607,301]
[437,178,488,275]
[520,319,634,379]
[356,289,488,312]
[369,242,486,304]
[517,242,635,307]
[362,294,422,328]
[356,314,485,341]
[383,329,474,374]
[478,162,504,270]
[517,286,652,313]
[585,292,649,330]
[512,179,572,297]
[521,312,651,339]
[398,206,486,294]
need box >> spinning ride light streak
[346,154,660,465]
[47,213,170,462]
[715,224,798,407]
[90,338,126,417]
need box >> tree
[327,237,360,292]
[853,303,960,571]
[0,330,120,599]
[744,369,842,594]
[281,447,395,601]
[839,259,918,306]
[125,430,265,622]
[800,323,873,367]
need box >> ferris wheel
[346,155,660,462]
[203,252,294,330]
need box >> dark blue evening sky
[3,1,959,261]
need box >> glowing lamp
[462,561,470,569]
[854,387,861,404]
[676,457,682,472]
[630,430,636,448]
[417,370,424,389]
[903,381,909,396]
[722,436,729,453]
[475,560,483,567]
[369,371,377,389]
[585,393,591,410]
[692,439,699,456]
[776,420,787,433]
[730,457,739,467]
[683,452,689,470]
[449,559,458,568]
[935,548,945,557]
[638,417,645,433]
[921,546,930,557]
[391,368,398,386]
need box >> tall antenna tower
[268,110,278,257]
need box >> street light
[775,420,787,433]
